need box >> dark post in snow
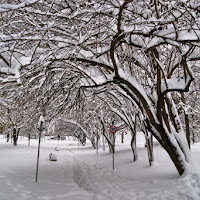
[28,133,30,146]
[35,116,45,182]
[77,134,80,149]
[96,132,98,154]
[109,125,117,170]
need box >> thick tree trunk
[181,92,191,148]
[148,122,190,176]
[142,122,154,166]
[90,136,96,149]
[28,133,30,146]
[102,135,106,151]
[130,115,138,161]
[162,139,187,175]
[121,132,124,143]
[130,133,137,161]
[184,113,190,148]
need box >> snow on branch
[161,76,193,94]
[157,29,200,42]
[0,0,38,13]
[63,119,90,139]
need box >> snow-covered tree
[1,0,200,175]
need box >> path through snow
[70,145,200,200]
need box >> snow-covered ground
[0,133,200,200]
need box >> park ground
[0,133,200,200]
